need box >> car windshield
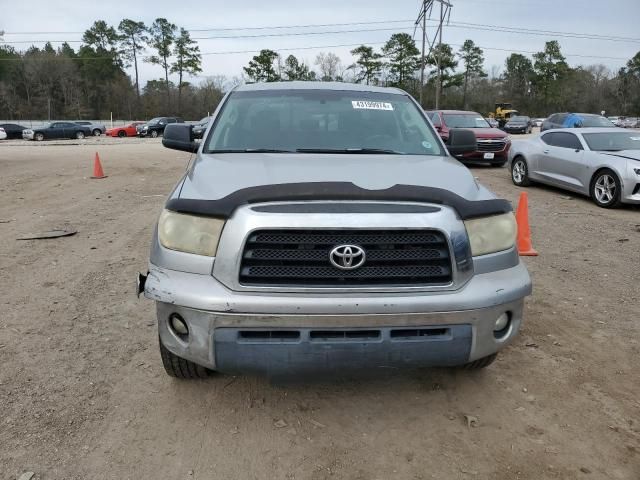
[148,117,162,125]
[579,116,615,127]
[442,114,490,128]
[510,116,527,123]
[582,132,640,151]
[205,89,444,155]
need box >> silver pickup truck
[138,82,532,380]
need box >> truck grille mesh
[239,229,452,287]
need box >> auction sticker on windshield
[352,100,394,111]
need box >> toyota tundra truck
[137,82,532,379]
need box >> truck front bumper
[143,261,531,375]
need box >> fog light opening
[169,313,189,338]
[493,312,512,339]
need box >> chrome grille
[477,140,506,152]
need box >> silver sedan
[508,128,640,207]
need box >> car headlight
[158,209,225,256]
[634,168,640,175]
[464,213,517,256]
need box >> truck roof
[235,81,407,95]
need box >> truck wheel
[35,133,44,141]
[75,131,85,139]
[150,130,158,138]
[461,353,497,370]
[92,129,101,136]
[159,338,209,379]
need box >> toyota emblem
[329,245,366,270]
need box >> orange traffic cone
[515,191,537,256]
[91,152,107,179]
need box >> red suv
[427,110,511,167]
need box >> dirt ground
[0,137,639,480]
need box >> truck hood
[178,153,495,202]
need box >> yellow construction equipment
[488,103,519,128]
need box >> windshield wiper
[296,148,402,154]
[208,148,294,153]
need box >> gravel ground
[0,139,639,480]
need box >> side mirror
[446,128,477,156]
[162,124,198,153]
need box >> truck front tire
[159,338,210,379]
[461,353,498,370]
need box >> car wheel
[511,156,531,186]
[117,130,126,138]
[590,169,622,208]
[150,130,158,138]
[92,129,101,136]
[461,353,497,370]
[75,131,85,139]
[35,133,44,141]
[159,338,210,379]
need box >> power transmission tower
[415,0,452,108]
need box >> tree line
[1,21,640,121]
[0,18,214,121]
[243,34,640,118]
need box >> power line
[2,19,415,35]
[2,19,639,45]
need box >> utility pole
[418,1,428,106]
[415,0,451,109]
[435,2,444,109]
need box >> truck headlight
[158,209,225,256]
[464,213,517,256]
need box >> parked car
[486,117,499,128]
[427,109,511,166]
[138,117,184,138]
[621,117,640,129]
[503,115,532,134]
[192,116,212,139]
[73,121,106,136]
[0,127,6,140]
[22,122,92,141]
[607,116,626,127]
[509,127,640,208]
[532,118,544,128]
[0,123,29,139]
[540,113,615,131]
[137,81,532,379]
[106,122,146,138]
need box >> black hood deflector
[166,182,511,220]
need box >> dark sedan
[0,123,29,140]
[503,116,532,134]
[192,116,212,139]
[22,122,92,141]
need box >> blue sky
[1,0,639,84]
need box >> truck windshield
[205,89,444,156]
[443,114,490,128]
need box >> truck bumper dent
[144,261,531,374]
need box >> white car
[0,127,7,140]
[508,127,640,207]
